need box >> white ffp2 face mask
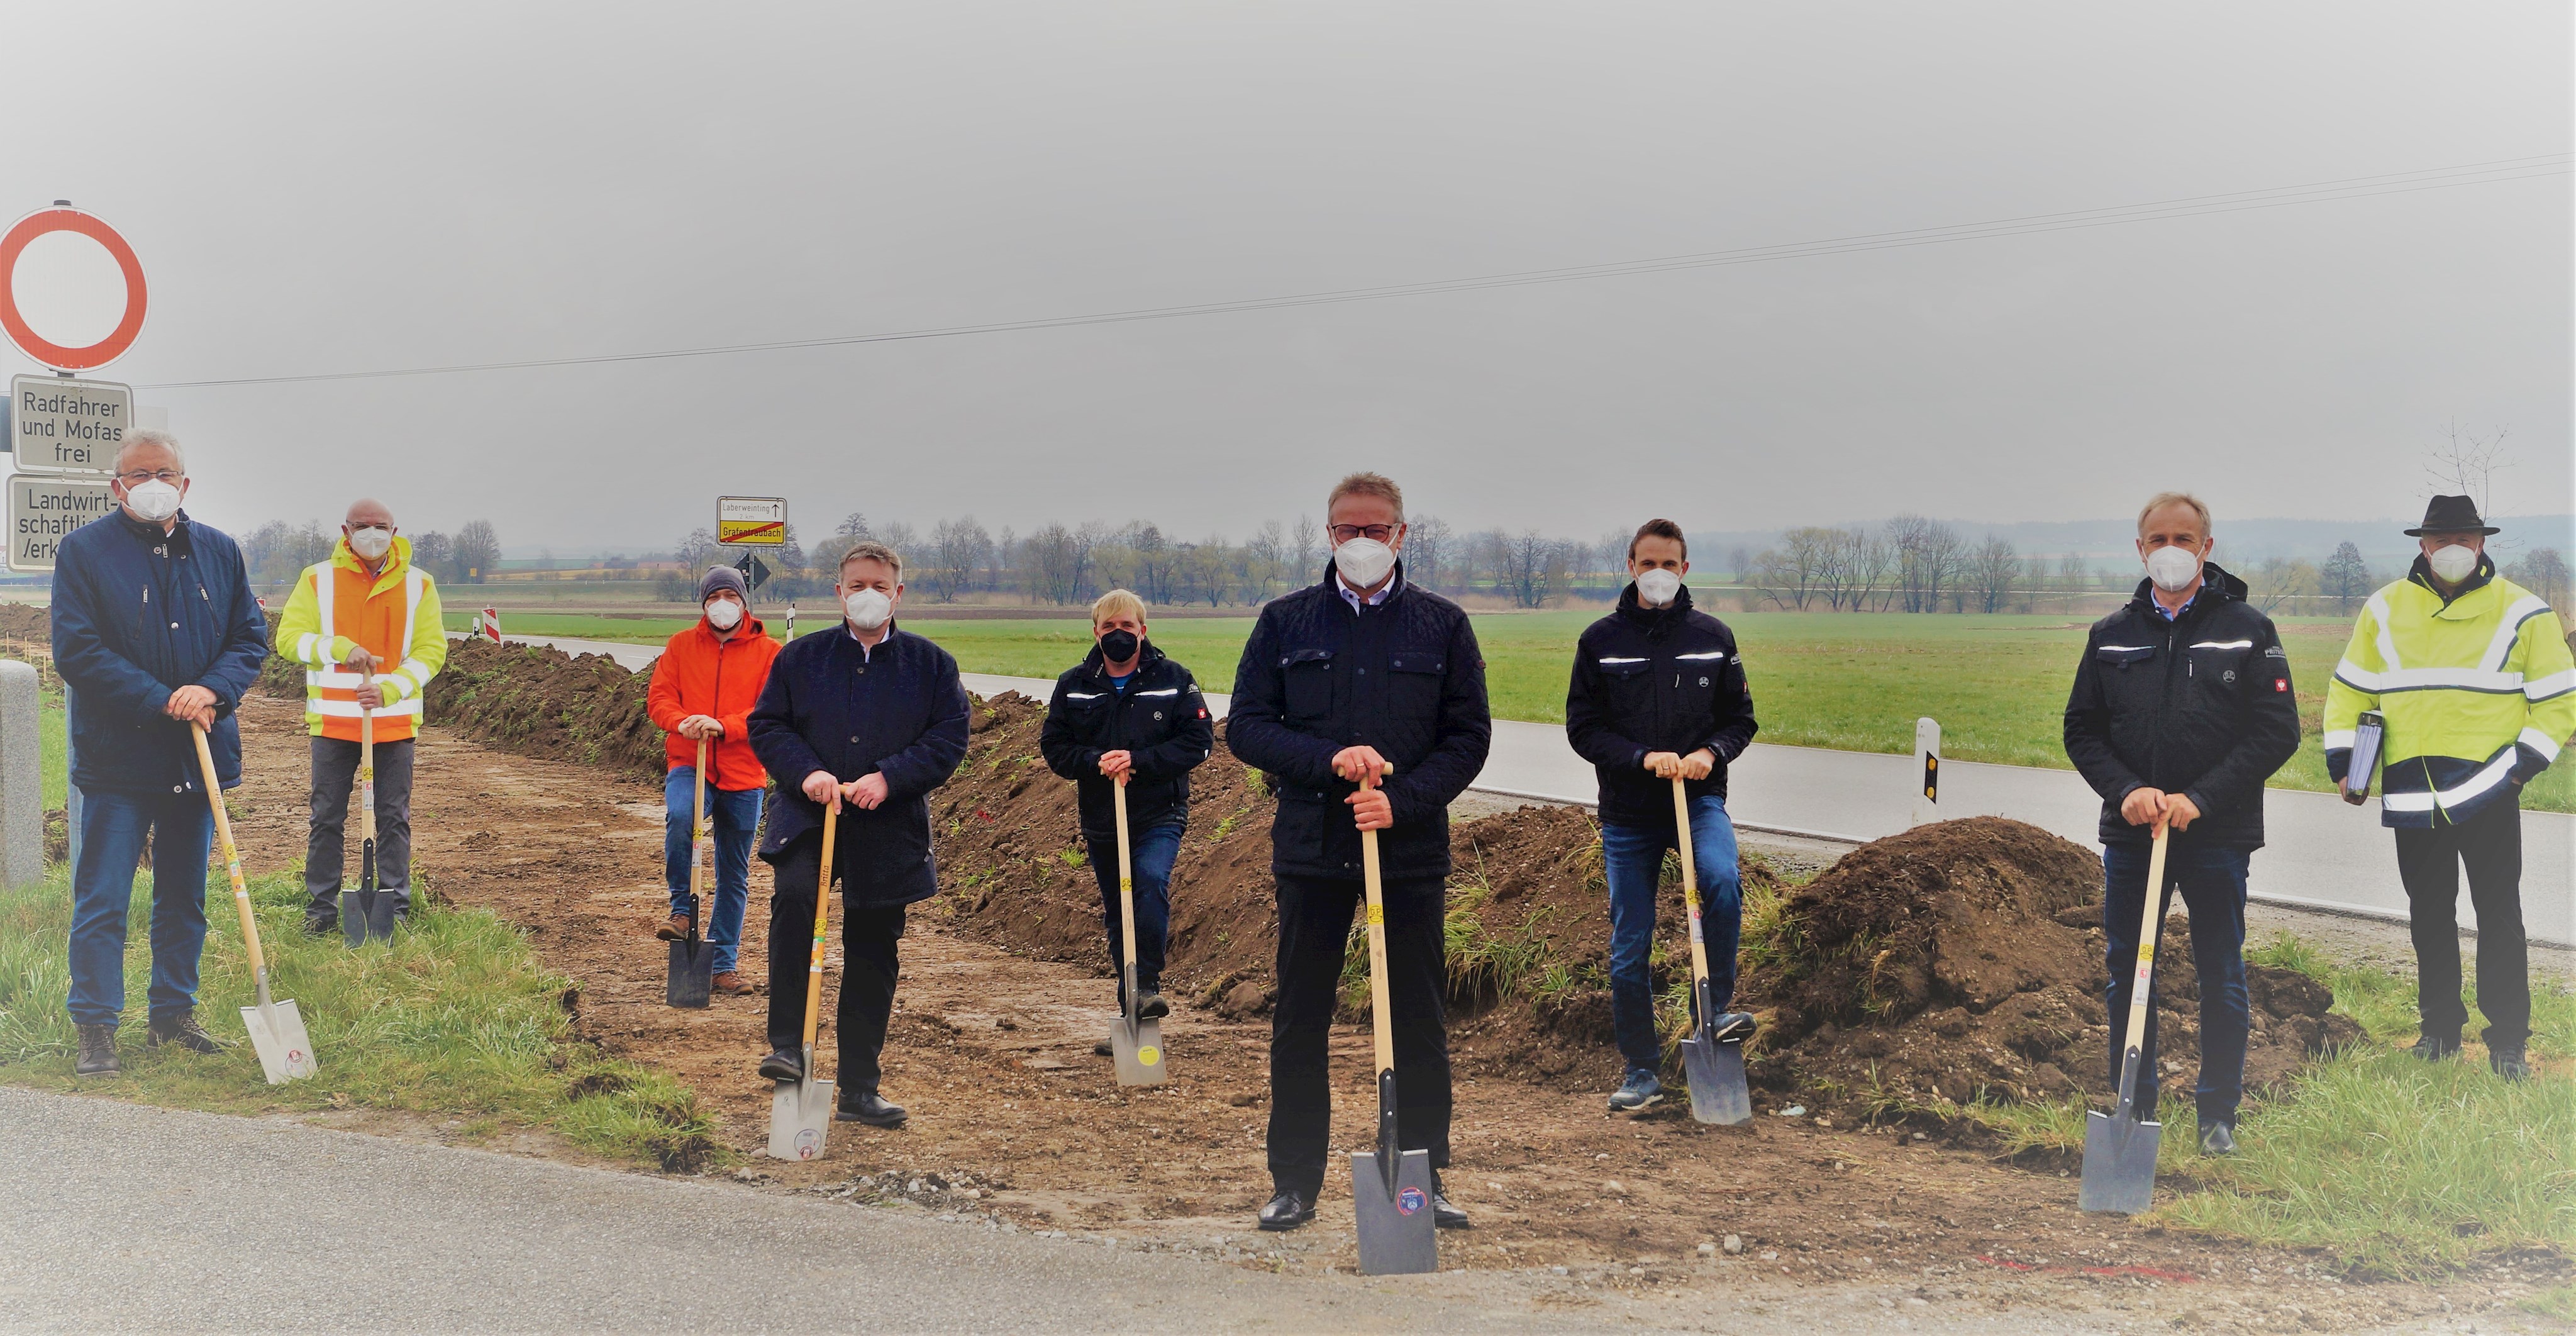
[2144,545,2202,593]
[124,479,181,523]
[1333,537,1397,590]
[2428,543,2480,583]
[704,598,744,630]
[348,526,393,560]
[1635,569,1682,607]
[843,587,894,631]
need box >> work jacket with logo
[1565,583,1759,832]
[50,509,270,796]
[2324,555,2574,828]
[274,536,447,743]
[1227,565,1492,882]
[2062,564,2301,849]
[646,613,779,791]
[1039,642,1216,838]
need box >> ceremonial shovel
[1106,777,1165,1086]
[1672,777,1751,1125]
[1348,765,1436,1276]
[666,737,715,1008]
[768,801,838,1160]
[2081,821,2170,1214]
[192,723,318,1084]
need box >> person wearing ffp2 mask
[643,565,780,994]
[2063,491,2301,1156]
[274,497,450,937]
[745,540,971,1130]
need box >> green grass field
[0,862,723,1171]
[449,608,2576,813]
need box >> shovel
[1348,765,1436,1276]
[1672,777,1752,1125]
[2081,820,2170,1214]
[343,704,388,946]
[1106,777,1167,1086]
[192,723,318,1085]
[667,737,715,1008]
[768,801,837,1160]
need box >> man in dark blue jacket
[1228,472,1491,1234]
[748,541,970,1129]
[1564,519,1760,1113]
[2063,493,2300,1156]
[49,432,270,1076]
[1039,589,1214,1030]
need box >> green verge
[0,862,724,1172]
[447,608,2575,813]
[1937,935,2575,1278]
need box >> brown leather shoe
[654,911,692,942]
[711,971,748,996]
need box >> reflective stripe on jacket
[2323,556,2574,828]
[273,535,447,742]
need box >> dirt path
[218,693,2540,1329]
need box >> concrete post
[0,660,41,888]
[1910,716,1941,828]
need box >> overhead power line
[139,153,2570,390]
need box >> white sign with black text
[8,472,114,571]
[8,375,131,476]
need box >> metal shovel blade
[1109,1015,1166,1087]
[665,938,714,1009]
[767,1075,835,1161]
[2078,1109,2162,1214]
[1680,1035,1753,1125]
[341,889,371,947]
[241,999,318,1085]
[1350,1147,1438,1275]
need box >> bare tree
[2247,555,2321,615]
[455,518,503,582]
[1180,538,1233,607]
[927,516,991,603]
[2423,424,2512,522]
[1756,528,1837,610]
[1245,521,1287,601]
[1291,515,1319,587]
[1730,545,1752,585]
[2507,548,2570,609]
[2055,552,2089,610]
[2321,541,2372,612]
[1888,515,1965,613]
[1965,535,2019,613]
[1404,514,1452,593]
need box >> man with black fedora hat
[2324,495,2575,1083]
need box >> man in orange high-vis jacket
[274,498,447,935]
[646,565,780,994]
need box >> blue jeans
[664,768,762,974]
[2102,838,2250,1127]
[68,787,214,1028]
[1602,796,1741,1074]
[1086,820,1182,1002]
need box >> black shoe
[758,1049,803,1082]
[836,1091,908,1127]
[2411,1032,2462,1062]
[1426,1172,1471,1229]
[1094,1040,1114,1057]
[303,916,338,938]
[2198,1120,2236,1156]
[74,1023,119,1077]
[146,1011,227,1054]
[1258,1189,1316,1232]
[1135,992,1170,1021]
[2490,1046,2530,1082]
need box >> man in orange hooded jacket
[646,566,780,994]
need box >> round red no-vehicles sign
[0,206,148,371]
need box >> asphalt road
[0,1088,1603,1333]
[479,634,2574,945]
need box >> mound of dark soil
[418,637,666,781]
[1741,816,2360,1112]
[0,604,52,683]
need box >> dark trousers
[1268,871,1451,1198]
[304,735,414,923]
[2396,798,2529,1049]
[764,833,907,1095]
[1085,820,1183,1003]
[1601,796,1741,1074]
[2102,838,2250,1127]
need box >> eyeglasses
[115,469,183,486]
[1329,524,1398,543]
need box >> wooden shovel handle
[1672,777,1713,991]
[191,724,268,989]
[690,736,709,911]
[1113,776,1138,979]
[1358,766,1396,1079]
[802,802,837,1051]
[358,705,375,842]
[2120,823,2171,1078]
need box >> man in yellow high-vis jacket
[2324,495,2575,1082]
[274,498,448,938]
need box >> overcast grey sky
[6,2,2568,552]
